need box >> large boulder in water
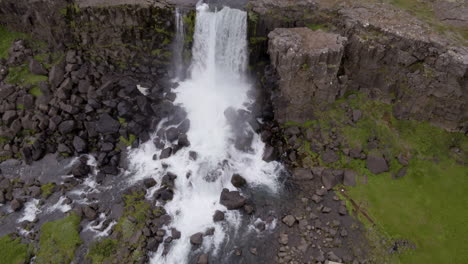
[220,188,246,210]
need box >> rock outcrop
[251,0,468,132]
[268,28,346,122]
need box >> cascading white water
[173,7,185,79]
[128,3,282,263]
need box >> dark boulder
[321,149,340,164]
[96,113,120,134]
[143,178,157,189]
[213,210,225,222]
[29,59,47,75]
[262,145,277,161]
[160,147,173,159]
[293,168,314,181]
[231,174,247,188]
[73,136,87,153]
[71,157,91,178]
[220,188,246,210]
[11,199,23,211]
[58,120,76,134]
[343,169,357,186]
[366,153,389,174]
[190,232,203,245]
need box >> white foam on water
[18,199,41,223]
[128,3,283,264]
[46,196,72,214]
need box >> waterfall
[129,3,282,263]
[173,7,185,80]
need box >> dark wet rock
[171,228,181,239]
[96,113,120,134]
[58,120,76,134]
[397,153,409,166]
[213,210,225,222]
[143,178,157,189]
[243,204,255,215]
[161,173,177,188]
[204,227,215,236]
[71,158,91,178]
[73,136,87,153]
[366,153,389,174]
[197,254,209,264]
[282,215,296,227]
[220,188,246,210]
[293,168,313,181]
[155,187,174,201]
[322,149,340,164]
[255,221,266,231]
[231,174,247,188]
[29,186,42,198]
[165,127,180,142]
[177,134,190,147]
[177,119,190,134]
[190,232,203,245]
[343,169,357,186]
[189,151,198,161]
[262,145,277,161]
[160,147,173,159]
[11,199,23,211]
[82,205,97,220]
[322,206,332,213]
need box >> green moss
[6,64,48,86]
[29,86,43,97]
[87,238,118,263]
[249,37,267,45]
[40,183,56,198]
[16,104,25,110]
[0,137,9,144]
[120,134,136,147]
[0,25,27,59]
[0,234,31,264]
[36,213,82,264]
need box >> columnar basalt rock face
[268,28,346,123]
[251,0,468,132]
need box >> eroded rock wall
[268,28,346,123]
[250,0,468,132]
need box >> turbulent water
[129,3,282,263]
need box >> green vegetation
[0,234,31,264]
[293,93,468,263]
[385,0,468,43]
[306,23,329,31]
[120,134,136,147]
[0,25,27,59]
[29,86,43,97]
[16,104,25,110]
[34,51,64,70]
[5,64,48,86]
[36,213,82,264]
[88,238,118,263]
[40,182,56,198]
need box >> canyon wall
[249,0,468,132]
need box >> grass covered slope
[0,234,31,264]
[290,94,468,263]
[36,213,82,264]
[0,25,27,59]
